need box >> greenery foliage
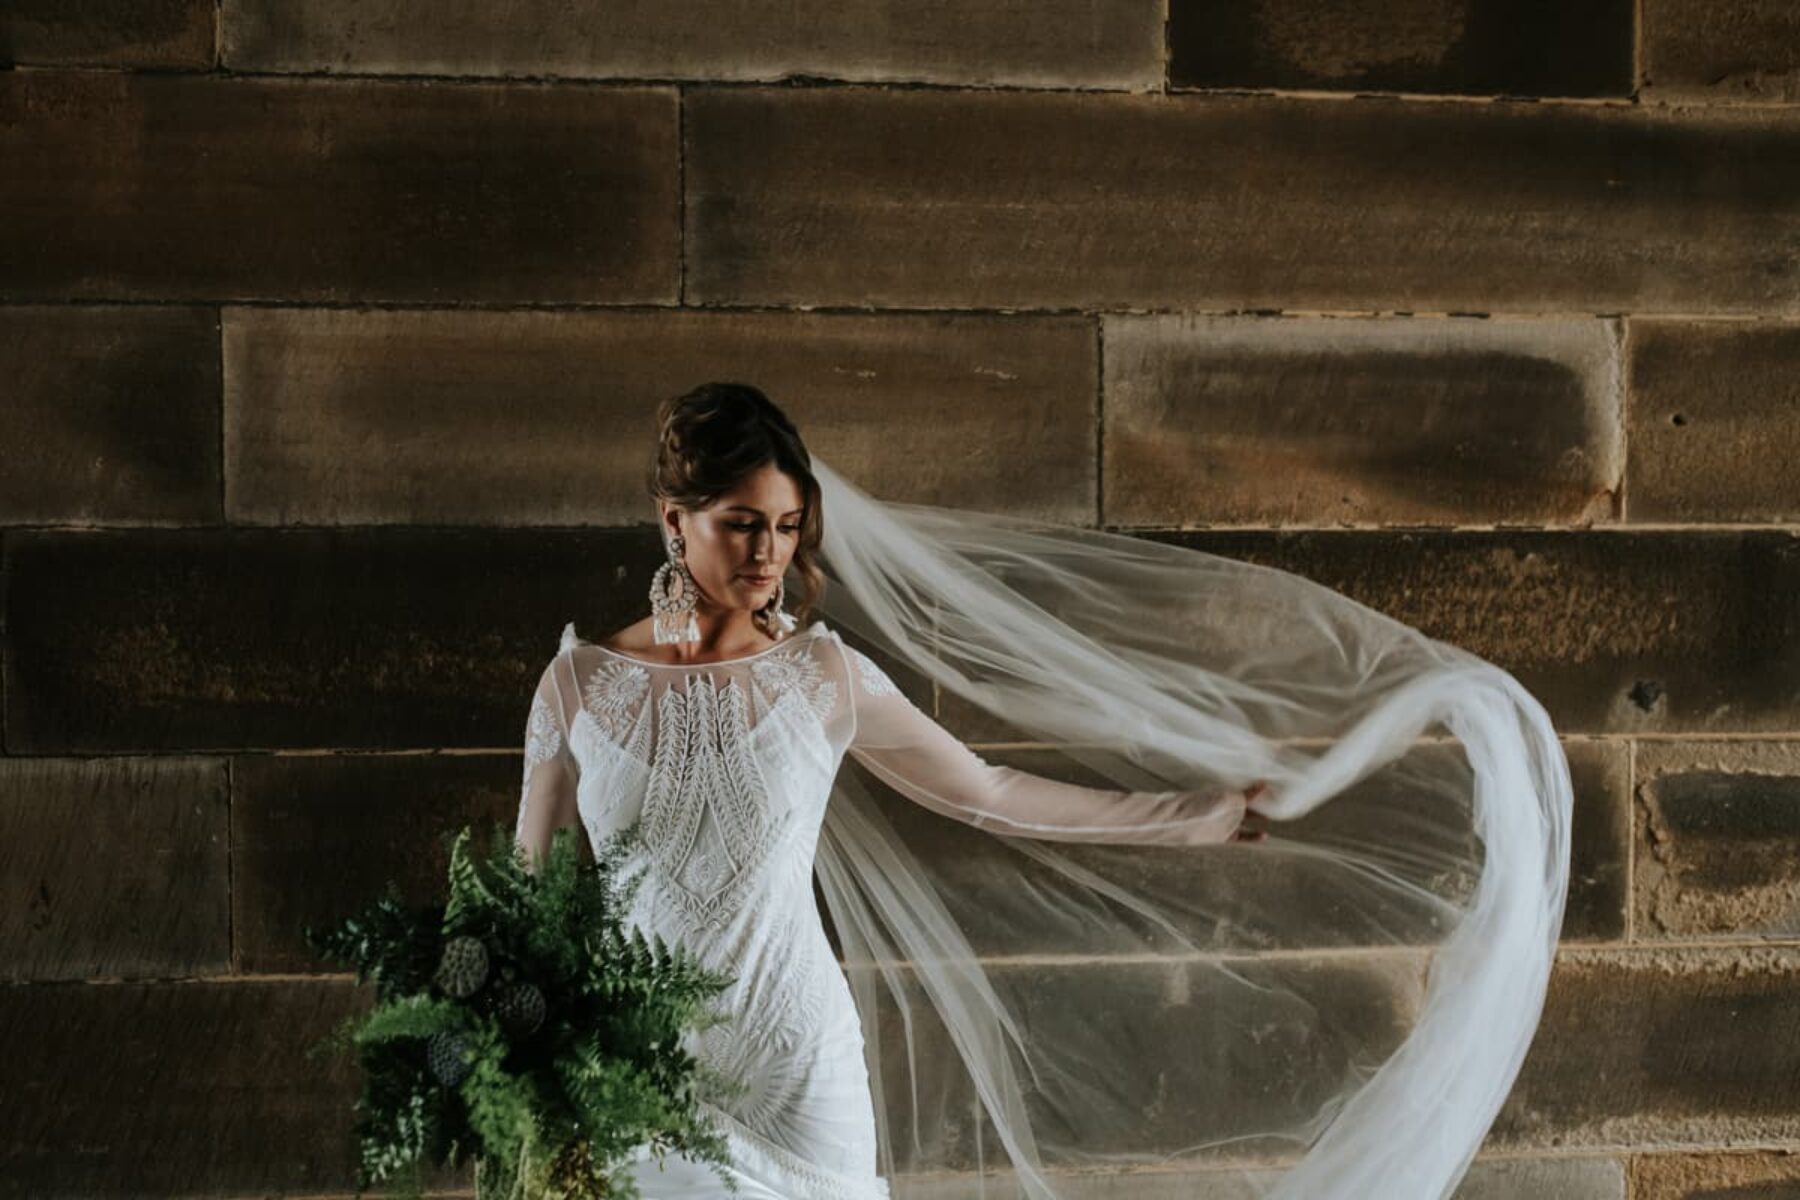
[304,818,744,1199]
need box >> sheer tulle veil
[803,454,1572,1199]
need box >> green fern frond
[309,816,748,1200]
[353,992,467,1046]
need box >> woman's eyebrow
[724,505,804,516]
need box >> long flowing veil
[804,454,1572,1199]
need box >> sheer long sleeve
[515,654,579,872]
[838,641,1246,846]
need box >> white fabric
[519,620,883,1199]
[515,453,1573,1200]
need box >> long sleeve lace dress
[513,618,1245,1199]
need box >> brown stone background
[4,1,1800,1197]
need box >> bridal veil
[803,454,1571,1199]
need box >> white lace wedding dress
[514,617,1245,1199]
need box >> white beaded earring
[755,576,799,638]
[650,531,702,646]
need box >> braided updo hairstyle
[647,382,826,630]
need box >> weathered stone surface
[1103,314,1622,528]
[686,88,1800,313]
[1490,946,1800,1149]
[0,978,431,1194]
[1451,1157,1625,1200]
[1168,0,1633,98]
[8,0,214,68]
[218,1153,1628,1199]
[223,306,1096,526]
[2,527,654,753]
[11,528,1797,750]
[221,0,1163,89]
[233,752,528,973]
[1631,1150,1800,1197]
[1643,0,1800,103]
[1626,318,1800,523]
[1565,739,1632,943]
[0,756,228,982]
[0,72,677,304]
[0,305,221,525]
[1633,739,1800,940]
[1133,529,1800,736]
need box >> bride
[515,383,1570,1200]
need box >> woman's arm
[515,654,580,871]
[838,639,1260,846]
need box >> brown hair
[647,382,826,628]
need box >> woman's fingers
[1187,782,1275,842]
[1236,781,1273,840]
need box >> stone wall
[4,3,1800,1196]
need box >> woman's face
[662,462,806,615]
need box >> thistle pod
[492,981,547,1037]
[426,1030,477,1086]
[433,935,490,999]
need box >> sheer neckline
[587,620,825,669]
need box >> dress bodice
[523,622,887,904]
[551,621,874,941]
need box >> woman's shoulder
[553,616,835,662]
[564,616,652,655]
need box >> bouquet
[304,817,745,1200]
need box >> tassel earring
[756,576,799,637]
[752,579,795,644]
[650,532,702,645]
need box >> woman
[517,383,1570,1200]
[516,383,1272,1197]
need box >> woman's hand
[1232,781,1273,842]
[1178,781,1274,844]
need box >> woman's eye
[729,523,801,533]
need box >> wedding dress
[513,456,1572,1200]
[515,617,1245,1199]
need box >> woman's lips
[741,572,776,585]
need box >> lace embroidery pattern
[751,640,840,722]
[518,690,565,843]
[695,1101,890,1200]
[522,690,564,777]
[579,658,653,763]
[642,674,779,933]
[845,644,901,698]
[581,660,649,732]
[695,907,828,1140]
